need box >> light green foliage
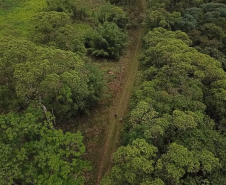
[172,110,197,130]
[197,150,220,173]
[0,0,47,37]
[137,30,210,118]
[156,143,199,184]
[129,101,159,125]
[115,26,226,184]
[0,36,104,121]
[143,27,192,48]
[162,2,226,121]
[124,99,200,146]
[0,112,90,184]
[100,139,159,185]
[86,22,126,59]
[195,46,226,69]
[106,1,226,184]
[126,101,168,144]
[31,11,71,43]
[141,28,226,122]
[156,143,219,184]
[146,9,171,29]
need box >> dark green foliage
[107,0,138,6]
[30,11,86,54]
[46,0,75,13]
[0,112,90,184]
[96,4,128,29]
[85,63,105,107]
[145,6,181,30]
[169,0,205,10]
[85,22,126,59]
[176,14,198,31]
[31,11,70,44]
[46,0,87,19]
[100,0,226,184]
[172,3,226,69]
[201,2,226,12]
[108,0,120,4]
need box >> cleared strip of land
[96,1,146,184]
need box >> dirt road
[95,1,146,184]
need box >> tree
[176,14,198,32]
[96,4,128,29]
[117,27,226,184]
[143,27,191,49]
[0,36,104,121]
[124,101,169,146]
[0,112,90,184]
[102,2,226,184]
[86,22,126,59]
[156,143,219,185]
[146,9,171,29]
[100,139,159,185]
[195,46,226,70]
[31,11,71,44]
[30,11,86,54]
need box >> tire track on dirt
[96,1,146,184]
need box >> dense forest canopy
[0,36,105,122]
[102,0,226,185]
[0,0,130,183]
[0,0,143,183]
[0,112,90,184]
[2,0,226,184]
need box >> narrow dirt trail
[96,1,146,184]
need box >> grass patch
[0,0,47,37]
[0,0,106,38]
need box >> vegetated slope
[96,0,147,184]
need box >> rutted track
[96,0,146,184]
